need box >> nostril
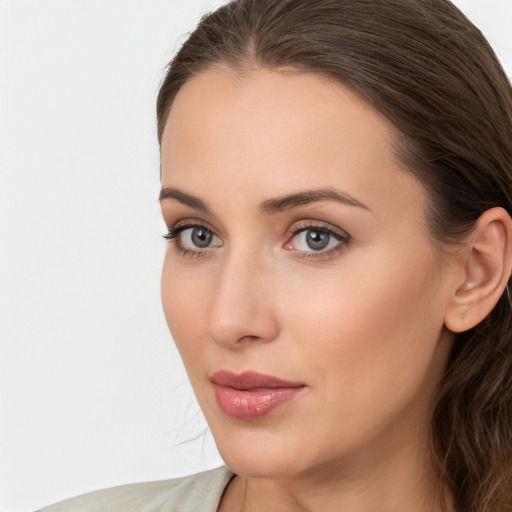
[237,334,262,344]
[207,308,279,348]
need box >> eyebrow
[158,186,370,214]
[159,187,211,213]
[260,188,370,214]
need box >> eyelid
[287,220,350,240]
[162,218,351,260]
[163,219,223,259]
[284,220,351,258]
[163,218,220,240]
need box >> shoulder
[36,466,235,512]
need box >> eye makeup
[163,217,352,262]
[163,219,221,258]
[283,220,351,260]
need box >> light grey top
[36,466,235,512]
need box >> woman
[39,0,512,511]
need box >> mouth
[210,370,306,421]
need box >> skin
[159,67,460,512]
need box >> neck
[219,427,455,512]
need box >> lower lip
[213,384,305,421]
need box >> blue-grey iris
[191,227,212,247]
[306,230,330,250]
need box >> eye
[163,222,222,253]
[180,226,220,249]
[293,229,337,251]
[284,222,350,257]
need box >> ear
[444,207,512,333]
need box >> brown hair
[156,1,512,510]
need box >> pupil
[306,230,329,250]
[191,227,212,248]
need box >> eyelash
[162,220,218,259]
[285,221,351,260]
[163,220,351,260]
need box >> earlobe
[444,207,512,333]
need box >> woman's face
[160,68,455,478]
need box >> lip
[210,370,306,421]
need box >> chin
[211,425,314,478]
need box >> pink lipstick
[210,370,306,421]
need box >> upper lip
[210,370,306,390]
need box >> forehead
[162,66,391,166]
[160,67,425,221]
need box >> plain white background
[0,1,510,511]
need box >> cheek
[279,246,446,422]
[283,248,439,345]
[160,256,211,367]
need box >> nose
[206,248,280,348]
